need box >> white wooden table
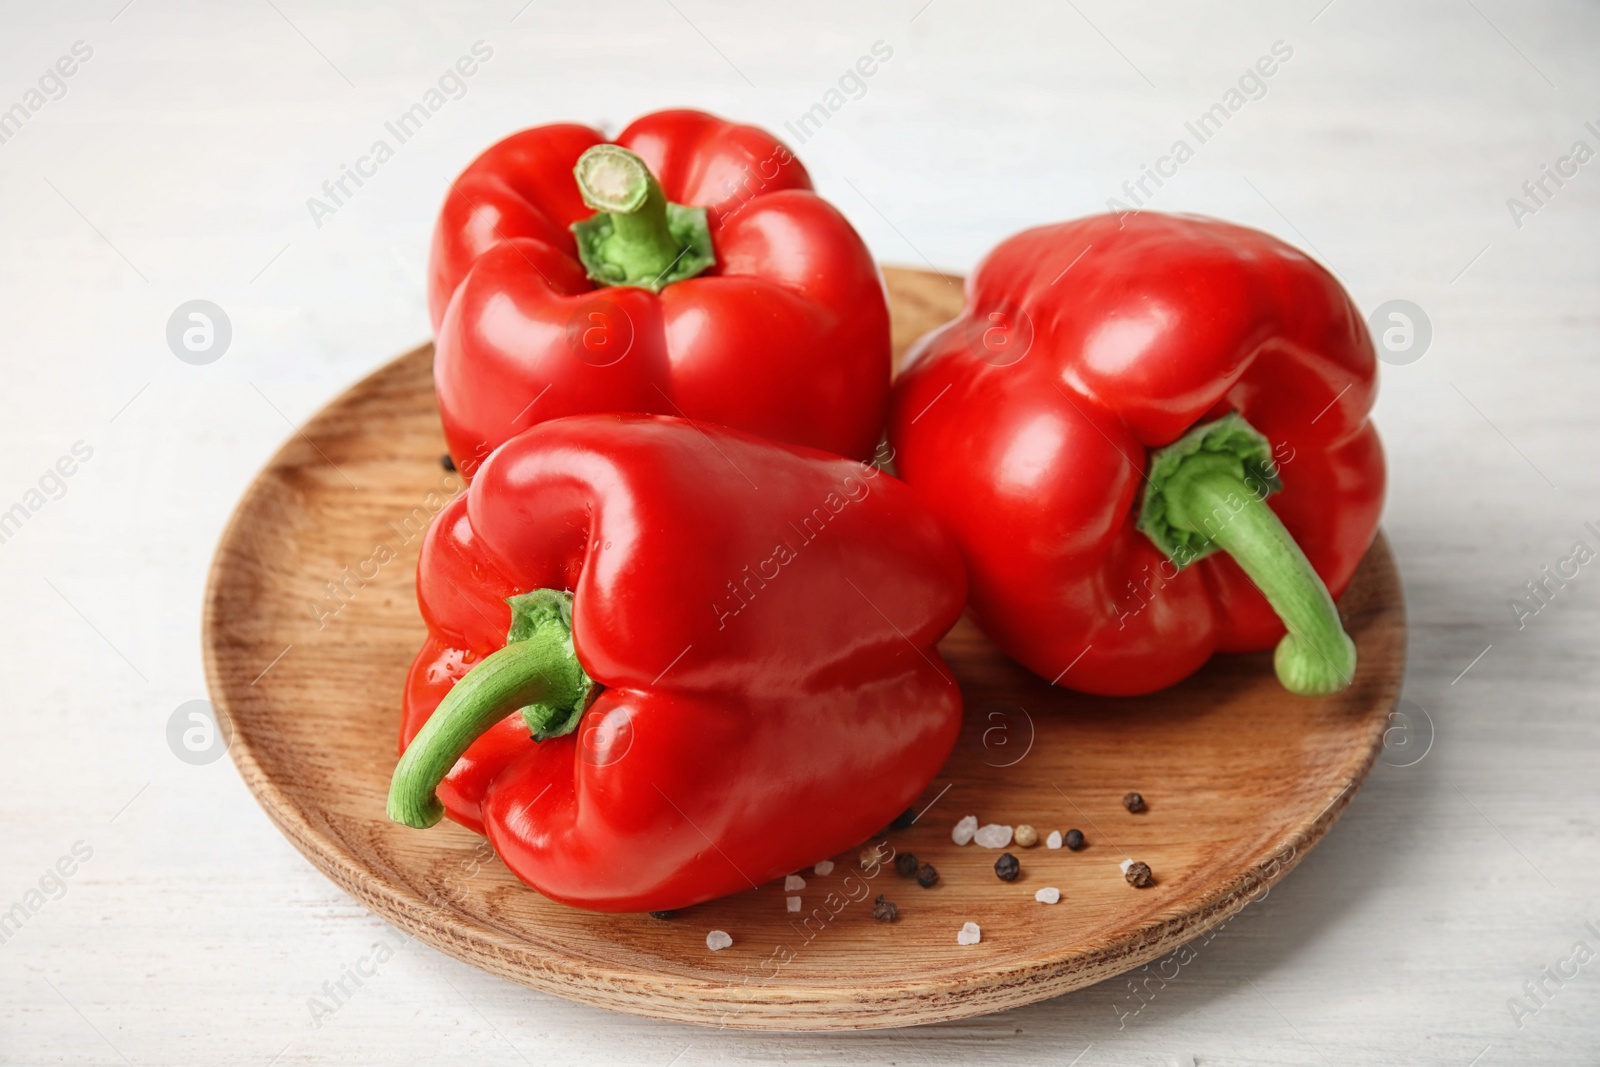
[2,1,1596,1063]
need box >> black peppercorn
[871,894,898,922]
[1123,792,1146,813]
[916,863,939,888]
[994,852,1020,882]
[894,852,919,878]
[890,807,916,830]
[1124,861,1154,888]
[648,910,676,920]
[440,453,456,472]
[1064,828,1086,851]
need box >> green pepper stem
[388,620,589,829]
[570,145,716,292]
[574,146,685,280]
[1162,465,1356,696]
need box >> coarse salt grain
[706,930,733,951]
[1035,887,1061,904]
[784,874,806,891]
[952,815,978,846]
[956,921,982,946]
[1119,858,1135,874]
[813,859,835,876]
[786,896,802,913]
[974,823,1013,849]
[1046,830,1063,850]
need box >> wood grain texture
[201,267,1405,1031]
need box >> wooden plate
[203,267,1404,1031]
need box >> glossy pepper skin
[392,413,965,912]
[428,109,891,471]
[888,212,1384,697]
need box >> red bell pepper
[427,108,891,472]
[389,413,965,912]
[888,212,1384,697]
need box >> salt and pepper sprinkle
[691,794,1161,951]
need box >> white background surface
[2,1,1598,1063]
